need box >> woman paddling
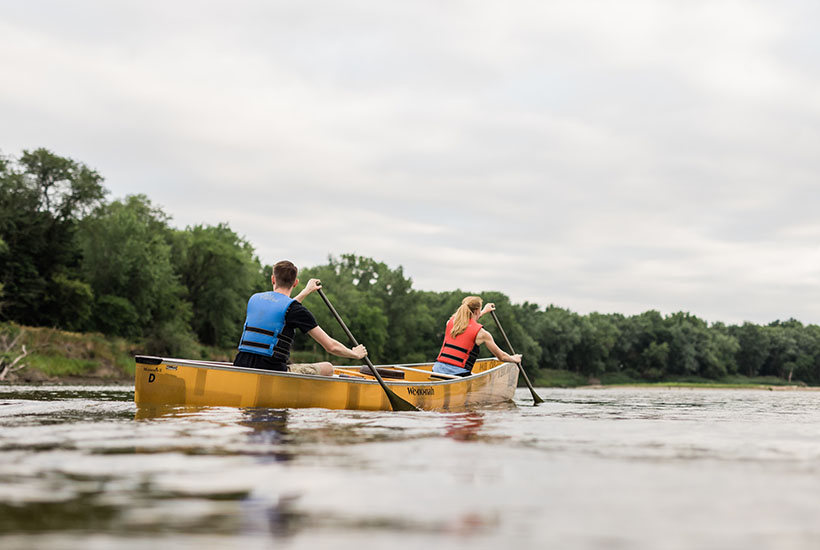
[433,296,522,376]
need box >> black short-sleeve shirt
[233,301,319,371]
[282,302,319,335]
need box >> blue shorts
[432,361,471,376]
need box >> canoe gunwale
[139,355,510,387]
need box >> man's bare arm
[307,326,367,359]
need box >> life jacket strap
[245,326,277,337]
[443,343,469,353]
[240,340,271,349]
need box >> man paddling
[234,260,367,375]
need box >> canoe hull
[134,357,519,411]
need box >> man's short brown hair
[273,260,298,289]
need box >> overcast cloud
[2,1,819,324]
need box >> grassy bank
[0,323,235,384]
[0,323,149,383]
[531,368,589,387]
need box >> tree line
[2,149,820,384]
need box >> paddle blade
[387,391,419,412]
[517,363,545,405]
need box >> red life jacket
[436,318,483,370]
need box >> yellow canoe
[134,355,519,411]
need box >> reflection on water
[2,385,820,549]
[239,408,292,461]
[444,412,485,441]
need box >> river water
[1,385,819,550]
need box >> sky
[2,1,819,325]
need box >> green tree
[500,300,544,370]
[640,341,669,381]
[0,236,7,309]
[791,325,820,384]
[0,149,105,327]
[609,311,668,379]
[574,313,620,377]
[537,306,582,372]
[171,224,267,347]
[761,320,801,379]
[78,195,193,353]
[664,312,703,376]
[732,322,771,377]
[296,256,390,360]
[698,322,738,379]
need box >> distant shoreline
[0,378,133,387]
[576,383,820,391]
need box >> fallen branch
[0,329,29,381]
[0,330,23,352]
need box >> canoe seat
[359,366,405,379]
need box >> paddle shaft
[316,288,419,411]
[490,310,545,405]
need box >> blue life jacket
[237,292,295,358]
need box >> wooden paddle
[490,310,545,405]
[317,288,419,412]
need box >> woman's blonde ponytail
[451,296,482,337]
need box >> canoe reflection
[134,404,295,461]
[239,408,294,462]
[444,412,485,441]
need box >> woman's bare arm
[476,329,521,363]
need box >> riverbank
[532,368,811,390]
[0,324,133,384]
[1,323,812,389]
[0,323,233,385]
